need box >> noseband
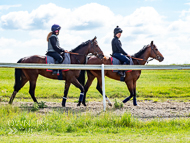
[150,45,162,62]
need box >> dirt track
[1,100,190,119]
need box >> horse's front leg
[80,71,96,106]
[62,81,71,107]
[133,82,138,106]
[70,77,85,106]
[123,80,134,104]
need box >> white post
[101,64,106,111]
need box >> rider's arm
[49,36,65,53]
[115,40,128,55]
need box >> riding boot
[118,71,125,81]
[52,61,59,75]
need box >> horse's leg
[9,76,28,104]
[69,77,85,107]
[79,71,95,106]
[122,80,134,104]
[26,70,39,103]
[96,80,112,106]
[133,82,138,106]
[29,79,38,103]
[62,81,71,107]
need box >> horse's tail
[77,70,86,86]
[14,58,23,91]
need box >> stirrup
[52,70,58,75]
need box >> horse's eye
[155,49,158,51]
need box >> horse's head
[148,41,164,62]
[89,36,104,59]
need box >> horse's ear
[92,36,97,41]
[151,41,153,45]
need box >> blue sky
[1,0,190,64]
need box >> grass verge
[0,105,190,142]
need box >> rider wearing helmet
[112,26,131,78]
[46,24,67,75]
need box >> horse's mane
[132,45,149,58]
[70,40,90,52]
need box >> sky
[0,0,190,64]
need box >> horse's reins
[65,51,86,56]
[131,45,159,64]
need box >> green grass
[0,68,190,101]
[0,105,190,142]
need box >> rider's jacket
[48,34,65,53]
[112,36,128,55]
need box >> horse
[9,37,104,107]
[77,41,164,107]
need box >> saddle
[46,52,71,73]
[110,55,133,73]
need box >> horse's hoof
[62,104,65,107]
[77,103,80,106]
[82,102,87,106]
[134,104,139,106]
[108,103,112,107]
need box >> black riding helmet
[114,26,123,36]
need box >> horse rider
[46,24,68,75]
[112,26,131,78]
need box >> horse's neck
[133,50,150,65]
[71,45,89,64]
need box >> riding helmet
[51,24,61,32]
[114,26,122,36]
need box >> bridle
[90,40,104,59]
[132,45,162,64]
[70,39,104,64]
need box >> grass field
[0,68,190,101]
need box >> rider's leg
[113,53,130,78]
[47,52,63,75]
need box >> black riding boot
[117,71,125,81]
[52,61,59,75]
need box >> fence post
[101,64,106,111]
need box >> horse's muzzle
[159,56,164,62]
[98,54,104,59]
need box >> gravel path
[1,101,190,119]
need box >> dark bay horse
[9,37,104,107]
[77,41,164,106]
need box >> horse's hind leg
[9,74,28,104]
[29,80,38,103]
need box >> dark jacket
[112,36,127,55]
[49,34,65,53]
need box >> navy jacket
[111,36,127,55]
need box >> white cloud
[0,3,190,64]
[0,4,21,10]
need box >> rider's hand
[127,55,131,58]
[65,50,68,53]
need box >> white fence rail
[1,63,190,70]
[1,63,190,111]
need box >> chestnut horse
[77,41,164,107]
[9,37,104,107]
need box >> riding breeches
[113,53,130,64]
[46,52,63,63]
